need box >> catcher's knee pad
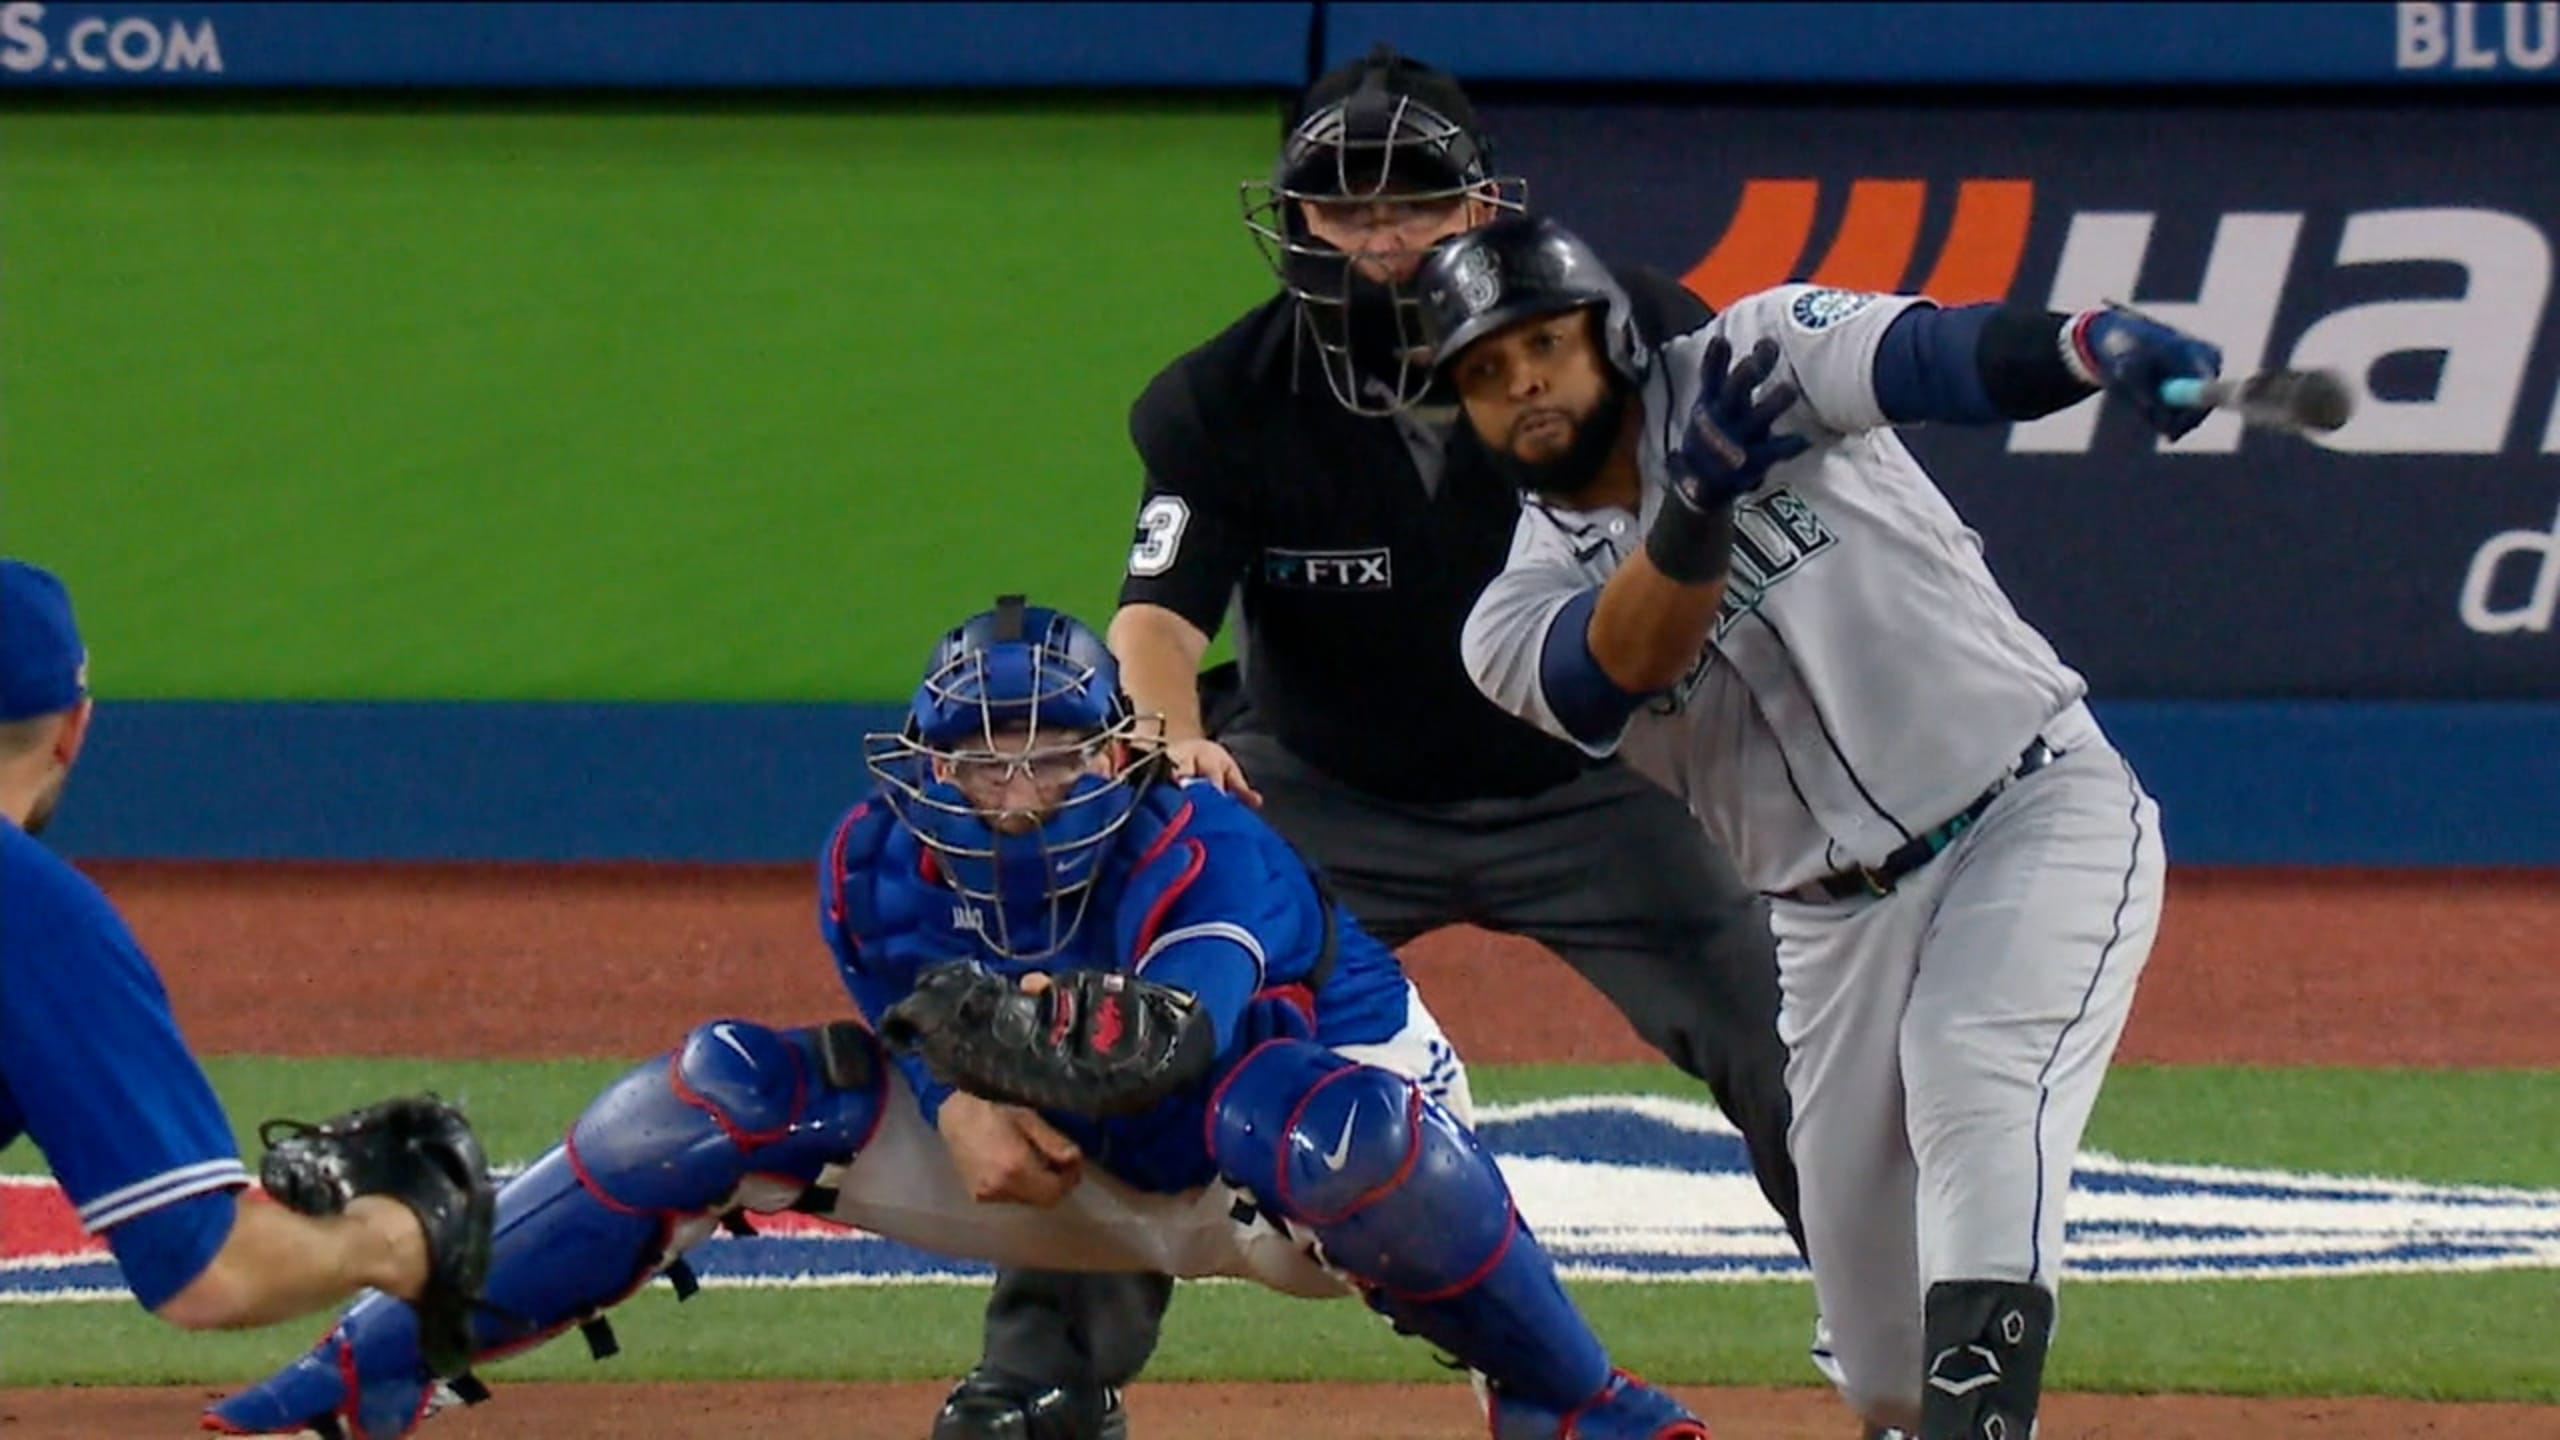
[203,1020,887,1439]
[1205,1040,1610,1415]
[1919,1279,2054,1440]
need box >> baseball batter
[1420,216,2223,1438]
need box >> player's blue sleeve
[1872,303,2003,425]
[1535,586,1656,746]
[815,800,958,1126]
[103,1189,240,1311]
[0,840,249,1310]
[1114,791,1315,1055]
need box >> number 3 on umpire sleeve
[1127,495,1190,577]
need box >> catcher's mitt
[880,961,1217,1119]
[257,1095,496,1378]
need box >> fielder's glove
[1648,334,1811,585]
[880,961,1218,1119]
[257,1095,496,1379]
[2064,304,2225,441]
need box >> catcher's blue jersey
[0,823,249,1309]
[818,778,1414,1192]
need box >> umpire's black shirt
[1117,266,1709,805]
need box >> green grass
[16,1059,2551,1188]
[0,103,1272,701]
[12,1273,2558,1401]
[6,1059,2558,1398]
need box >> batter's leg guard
[202,1020,887,1440]
[1207,1040,1708,1440]
[1918,1279,2055,1440]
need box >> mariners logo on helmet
[1453,247,1504,315]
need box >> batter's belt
[1783,737,2060,905]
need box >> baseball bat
[2157,369,2354,434]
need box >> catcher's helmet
[1415,215,1648,387]
[1242,43,1527,417]
[863,597,1161,962]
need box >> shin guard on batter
[1206,1040,1706,1440]
[1919,1279,2054,1440]
[203,1020,886,1440]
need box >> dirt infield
[90,861,2560,1067]
[22,860,2557,1437]
[7,1380,2560,1440]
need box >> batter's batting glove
[1648,335,1810,586]
[2063,304,2225,442]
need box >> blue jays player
[0,559,473,1346]
[210,596,1713,1440]
[1422,218,2223,1440]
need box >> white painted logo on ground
[8,1093,2556,1300]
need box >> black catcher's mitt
[880,961,1217,1119]
[257,1095,496,1378]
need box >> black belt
[1786,738,2059,904]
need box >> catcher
[209,596,1714,1440]
[0,558,494,1380]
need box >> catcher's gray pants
[972,731,1800,1392]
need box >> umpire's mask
[1242,45,1527,417]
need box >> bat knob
[2157,377,2210,409]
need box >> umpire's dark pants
[967,731,1804,1392]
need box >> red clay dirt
[4,1380,2558,1440]
[16,861,2556,1438]
[90,862,2560,1068]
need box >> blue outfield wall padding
[0,2,2546,90]
[35,700,2560,867]
[42,701,911,866]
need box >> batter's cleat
[1488,1369,1710,1439]
[929,1367,1129,1440]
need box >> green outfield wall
[1,102,1275,701]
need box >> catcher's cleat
[928,1367,1129,1440]
[1488,1369,1710,1440]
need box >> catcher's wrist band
[1644,493,1735,587]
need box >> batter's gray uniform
[1462,283,2166,1430]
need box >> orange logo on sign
[1682,179,2035,310]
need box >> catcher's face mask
[864,599,1161,963]
[1242,78,1526,417]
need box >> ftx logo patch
[1263,547,1393,590]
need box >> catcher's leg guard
[1207,1041,1705,1438]
[1918,1279,2054,1440]
[203,1020,885,1439]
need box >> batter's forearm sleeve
[1873,304,2099,425]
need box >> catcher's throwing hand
[257,1094,496,1379]
[880,961,1218,1119]
[939,1091,1085,1207]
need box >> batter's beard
[1487,377,1632,501]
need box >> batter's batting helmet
[1414,215,1648,387]
[1242,43,1527,416]
[863,597,1163,962]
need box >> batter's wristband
[1644,494,1735,587]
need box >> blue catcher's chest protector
[827,778,1414,1194]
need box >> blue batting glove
[1671,335,1812,510]
[2065,305,2225,441]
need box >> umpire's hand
[1165,738,1264,809]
